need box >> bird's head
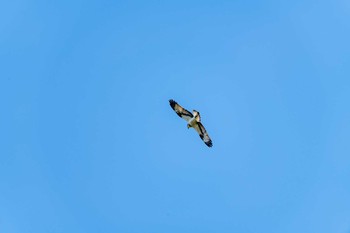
[187,124,192,129]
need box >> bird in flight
[169,99,213,147]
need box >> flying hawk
[169,99,213,147]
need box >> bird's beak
[187,125,190,129]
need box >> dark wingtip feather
[169,99,177,110]
[205,141,213,147]
[199,134,213,147]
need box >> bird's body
[169,99,213,147]
[187,115,196,127]
[188,117,196,127]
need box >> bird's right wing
[193,122,213,147]
[169,99,193,122]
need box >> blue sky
[1,0,350,232]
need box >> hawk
[169,99,213,147]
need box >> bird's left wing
[169,99,193,122]
[193,122,213,147]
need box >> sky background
[1,0,350,232]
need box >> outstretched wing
[169,99,193,122]
[193,122,213,147]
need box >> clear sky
[1,1,350,232]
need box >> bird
[169,99,213,147]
